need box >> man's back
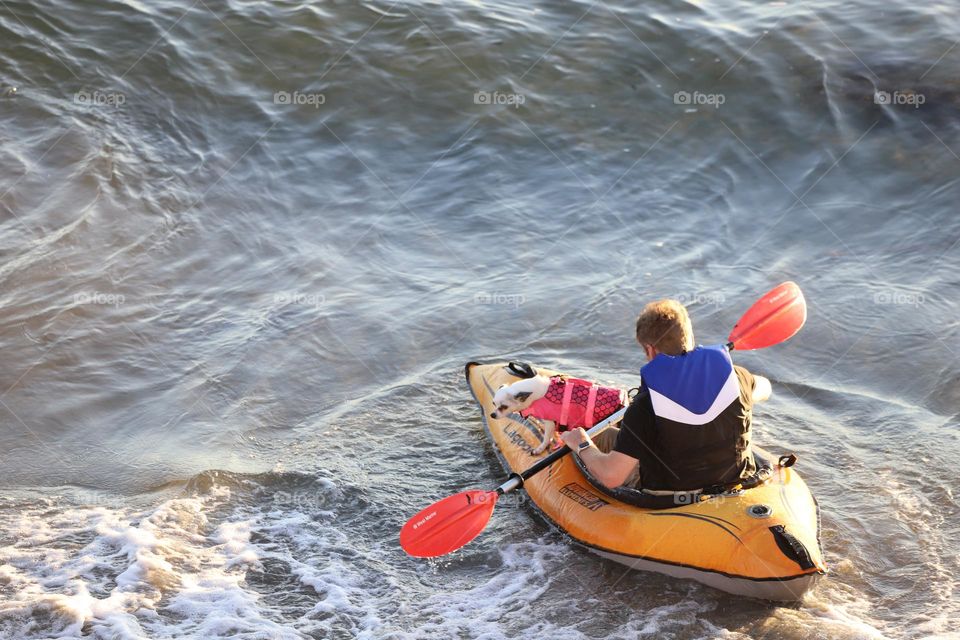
[614,345,757,492]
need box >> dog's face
[490,385,533,419]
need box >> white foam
[0,485,308,639]
[3,475,952,640]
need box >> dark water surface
[0,0,958,637]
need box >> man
[559,299,771,491]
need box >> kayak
[465,361,827,601]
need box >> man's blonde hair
[635,299,694,355]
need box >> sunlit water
[0,0,958,637]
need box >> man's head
[635,299,695,360]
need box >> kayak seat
[575,429,774,510]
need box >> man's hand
[753,375,772,403]
[560,427,591,451]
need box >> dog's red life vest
[520,377,626,430]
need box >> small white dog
[490,370,626,455]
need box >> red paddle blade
[728,281,807,350]
[400,490,499,557]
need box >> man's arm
[559,428,638,489]
[753,375,772,403]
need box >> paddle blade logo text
[412,510,438,530]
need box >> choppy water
[0,0,958,637]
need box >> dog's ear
[513,391,532,403]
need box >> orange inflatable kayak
[466,361,826,601]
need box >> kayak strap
[700,453,775,495]
[640,451,794,501]
[778,453,798,468]
[583,452,778,510]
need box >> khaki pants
[591,426,641,489]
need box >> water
[0,0,958,637]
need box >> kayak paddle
[727,281,807,351]
[400,281,807,558]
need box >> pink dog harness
[520,376,626,430]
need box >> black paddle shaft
[495,445,573,496]
[521,445,572,480]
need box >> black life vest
[635,344,755,492]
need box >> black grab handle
[507,362,538,379]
